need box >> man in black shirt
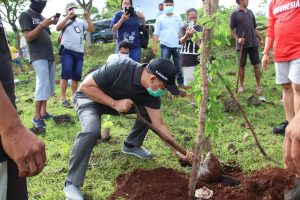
[230,0,264,96]
[64,57,194,199]
[0,13,46,200]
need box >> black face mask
[29,0,47,14]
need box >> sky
[2,0,269,30]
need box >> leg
[125,106,151,147]
[71,52,84,98]
[67,101,101,187]
[282,83,294,122]
[253,65,261,91]
[70,81,78,98]
[171,48,184,86]
[129,47,142,62]
[7,158,27,200]
[249,47,262,95]
[292,83,300,114]
[289,58,300,114]
[239,67,245,90]
[40,101,47,117]
[160,44,172,59]
[0,161,7,200]
[238,48,248,92]
[61,52,74,102]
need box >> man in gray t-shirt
[56,2,95,108]
[19,0,58,128]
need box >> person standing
[56,2,95,108]
[0,13,46,200]
[230,0,264,95]
[262,0,300,135]
[152,0,185,87]
[111,0,146,62]
[156,3,164,17]
[179,8,202,105]
[19,0,57,128]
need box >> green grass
[13,43,284,199]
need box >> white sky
[2,0,269,30]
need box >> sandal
[238,86,244,94]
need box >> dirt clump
[110,167,294,200]
[223,98,239,113]
[247,95,262,106]
[53,114,74,125]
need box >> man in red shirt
[262,1,300,198]
[262,0,300,134]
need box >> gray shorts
[32,60,56,101]
[275,58,300,84]
[183,66,195,86]
[0,161,7,199]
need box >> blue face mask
[147,79,165,97]
[165,6,174,14]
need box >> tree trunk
[86,31,92,47]
[12,25,22,58]
[188,0,219,198]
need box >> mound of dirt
[110,167,294,200]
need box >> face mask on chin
[147,78,165,97]
[165,6,174,14]
[119,53,129,58]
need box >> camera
[125,7,134,16]
[54,13,61,19]
[74,9,84,15]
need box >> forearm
[112,18,124,32]
[255,29,263,41]
[263,36,274,54]
[23,24,45,42]
[152,35,159,48]
[231,31,239,41]
[56,17,69,31]
[86,16,95,32]
[179,34,189,45]
[79,84,116,108]
[0,83,24,137]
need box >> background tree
[0,0,28,57]
[75,0,93,45]
[99,0,119,19]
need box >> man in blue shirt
[152,0,184,87]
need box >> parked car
[91,19,115,44]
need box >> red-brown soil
[110,167,294,200]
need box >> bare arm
[152,34,159,54]
[261,36,274,70]
[145,107,194,163]
[23,18,54,42]
[83,10,95,32]
[0,82,46,177]
[79,75,133,113]
[112,12,130,32]
[231,30,245,45]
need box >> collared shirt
[154,13,184,48]
[230,8,259,50]
[76,57,161,109]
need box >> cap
[65,2,77,10]
[147,58,180,95]
[164,0,174,3]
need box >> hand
[177,150,194,164]
[186,27,195,38]
[237,38,246,45]
[259,39,265,47]
[284,113,300,177]
[67,9,76,19]
[83,10,89,19]
[40,18,53,28]
[121,12,130,22]
[136,12,145,20]
[262,54,270,70]
[1,126,46,177]
[113,99,133,113]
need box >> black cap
[164,0,174,3]
[147,58,180,95]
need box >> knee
[293,84,300,94]
[282,83,292,91]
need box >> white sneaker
[63,184,84,200]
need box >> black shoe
[273,120,288,134]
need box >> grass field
[13,43,285,199]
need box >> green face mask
[147,79,165,97]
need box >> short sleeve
[266,0,275,38]
[110,11,122,28]
[179,26,186,38]
[229,11,236,30]
[250,10,257,28]
[91,62,121,88]
[19,12,33,32]
[145,97,161,109]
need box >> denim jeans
[160,44,184,86]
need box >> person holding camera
[179,8,202,106]
[56,2,95,108]
[111,0,146,62]
[19,0,58,128]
